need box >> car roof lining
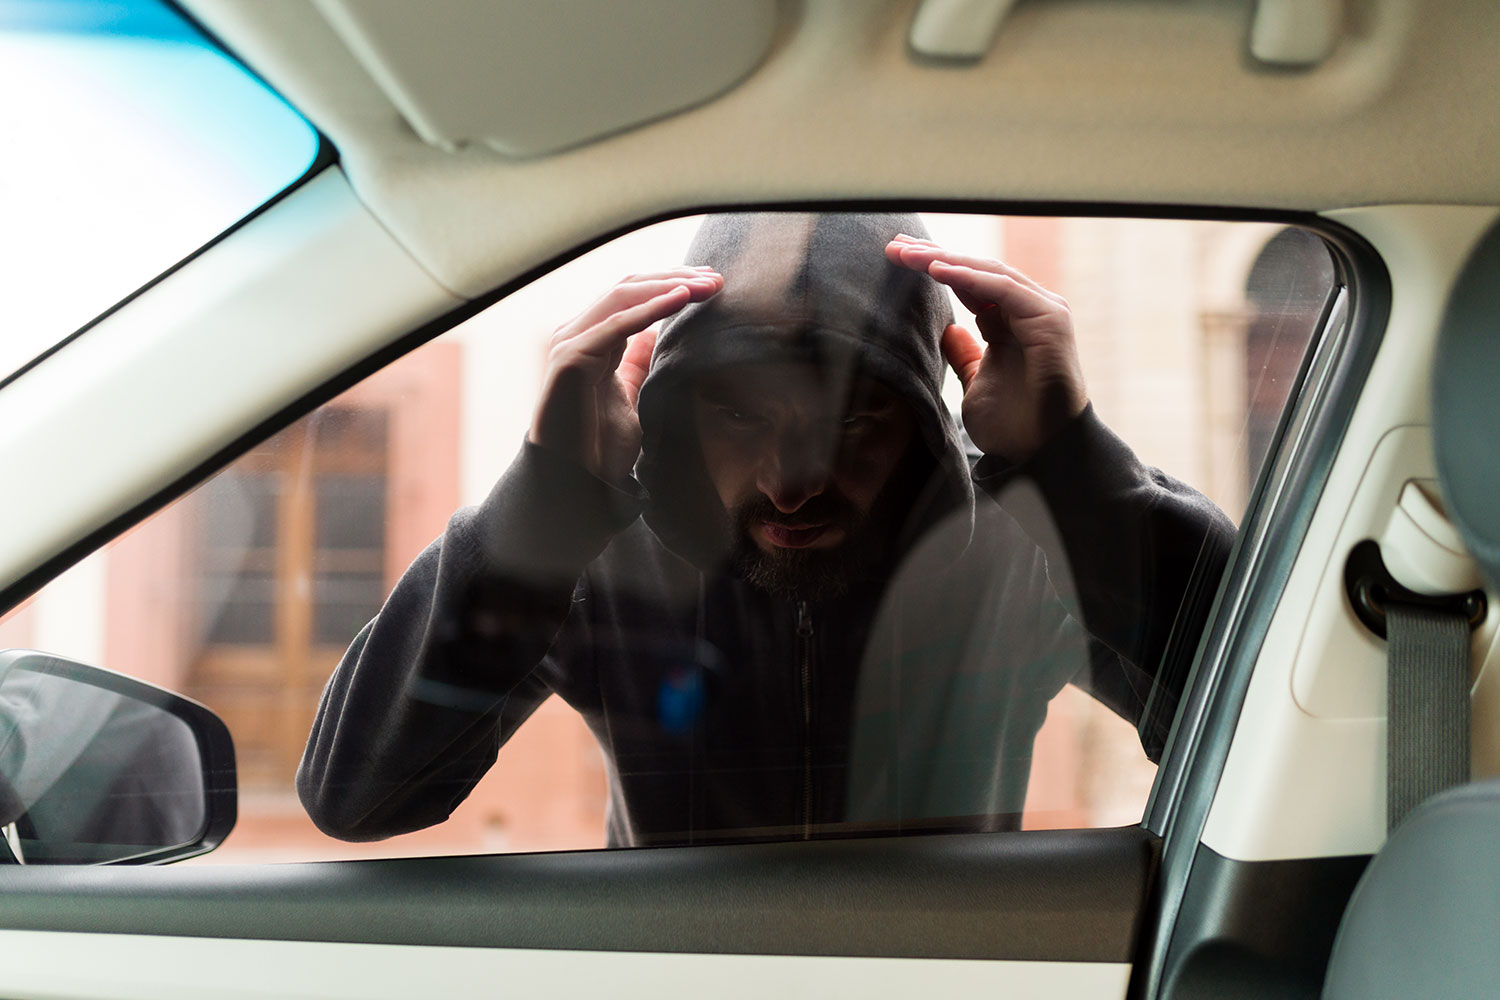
[182,0,1500,299]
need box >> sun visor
[312,0,778,157]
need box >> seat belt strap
[1386,602,1471,831]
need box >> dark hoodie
[298,213,1235,846]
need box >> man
[299,213,1234,846]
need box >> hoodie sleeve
[297,441,644,841]
[972,405,1237,741]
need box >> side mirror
[0,650,236,864]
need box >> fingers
[940,324,984,391]
[551,269,721,383]
[887,234,1066,306]
[532,269,718,478]
[563,286,696,382]
[925,260,1054,316]
[926,261,1072,351]
[618,330,657,407]
[886,235,1066,343]
[565,268,722,339]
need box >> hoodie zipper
[797,600,814,840]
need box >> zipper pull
[796,600,814,638]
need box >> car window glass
[0,0,319,383]
[0,213,1339,860]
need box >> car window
[0,212,1339,861]
[0,0,319,384]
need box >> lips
[758,522,835,549]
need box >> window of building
[185,409,390,791]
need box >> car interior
[0,1,1496,998]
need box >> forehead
[691,362,900,411]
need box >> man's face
[691,362,918,600]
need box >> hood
[635,212,975,571]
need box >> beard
[726,453,929,603]
[728,493,867,602]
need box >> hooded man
[298,213,1235,846]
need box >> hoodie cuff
[473,440,647,584]
[971,403,1142,504]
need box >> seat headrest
[1433,219,1500,590]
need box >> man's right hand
[529,268,722,484]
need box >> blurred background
[0,212,1334,862]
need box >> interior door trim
[0,826,1156,962]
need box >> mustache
[731,492,856,529]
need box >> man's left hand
[886,234,1088,464]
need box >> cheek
[836,430,914,511]
[697,432,758,510]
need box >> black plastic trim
[1158,847,1370,1000]
[0,826,1155,960]
[1130,224,1392,1000]
[1344,538,1485,640]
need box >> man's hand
[886,235,1087,464]
[530,267,723,483]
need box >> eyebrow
[848,395,898,413]
[845,382,900,413]
[691,382,748,408]
[692,376,899,415]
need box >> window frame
[0,200,1385,800]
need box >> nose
[757,429,835,514]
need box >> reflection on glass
[0,212,1341,861]
[314,473,387,644]
[206,574,278,646]
[199,471,280,646]
[0,662,205,864]
[316,475,387,551]
[293,212,1248,849]
[175,408,391,792]
[1243,227,1339,479]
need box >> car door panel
[0,828,1153,999]
[1155,848,1370,999]
[0,826,1155,960]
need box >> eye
[841,414,878,435]
[716,406,765,430]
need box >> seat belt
[1346,534,1483,831]
[1384,603,1471,830]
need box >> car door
[0,174,1384,1000]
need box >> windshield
[0,0,320,383]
